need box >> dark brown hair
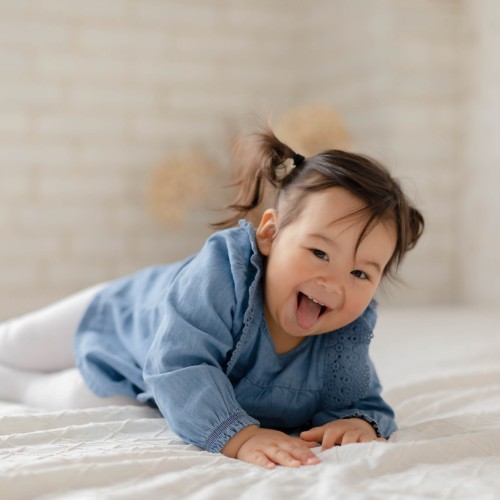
[214,127,424,278]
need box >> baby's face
[256,187,396,354]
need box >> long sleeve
[142,230,260,453]
[311,301,397,439]
[312,357,397,438]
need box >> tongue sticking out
[297,293,323,329]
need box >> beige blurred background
[0,0,499,320]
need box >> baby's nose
[317,278,343,296]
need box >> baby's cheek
[350,295,373,318]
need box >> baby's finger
[358,433,376,443]
[247,451,277,470]
[321,429,342,450]
[300,427,324,442]
[340,430,361,446]
[267,448,301,468]
[285,442,321,466]
[301,439,320,449]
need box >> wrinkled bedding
[1,307,499,499]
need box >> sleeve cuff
[204,411,260,453]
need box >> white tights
[0,284,140,410]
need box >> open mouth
[297,292,328,329]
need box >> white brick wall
[0,0,302,320]
[0,0,498,319]
[458,0,500,306]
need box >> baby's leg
[0,364,139,410]
[0,283,106,372]
[0,283,140,410]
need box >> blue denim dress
[74,222,396,453]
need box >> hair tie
[293,153,305,166]
[275,153,306,181]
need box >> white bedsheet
[1,307,499,499]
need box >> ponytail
[212,128,303,229]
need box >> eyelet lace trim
[321,311,375,409]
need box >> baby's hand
[300,418,386,450]
[222,425,320,469]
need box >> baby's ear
[256,209,278,256]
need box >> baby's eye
[351,269,368,280]
[312,249,329,261]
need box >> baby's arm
[300,418,385,450]
[309,353,397,445]
[222,425,320,469]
